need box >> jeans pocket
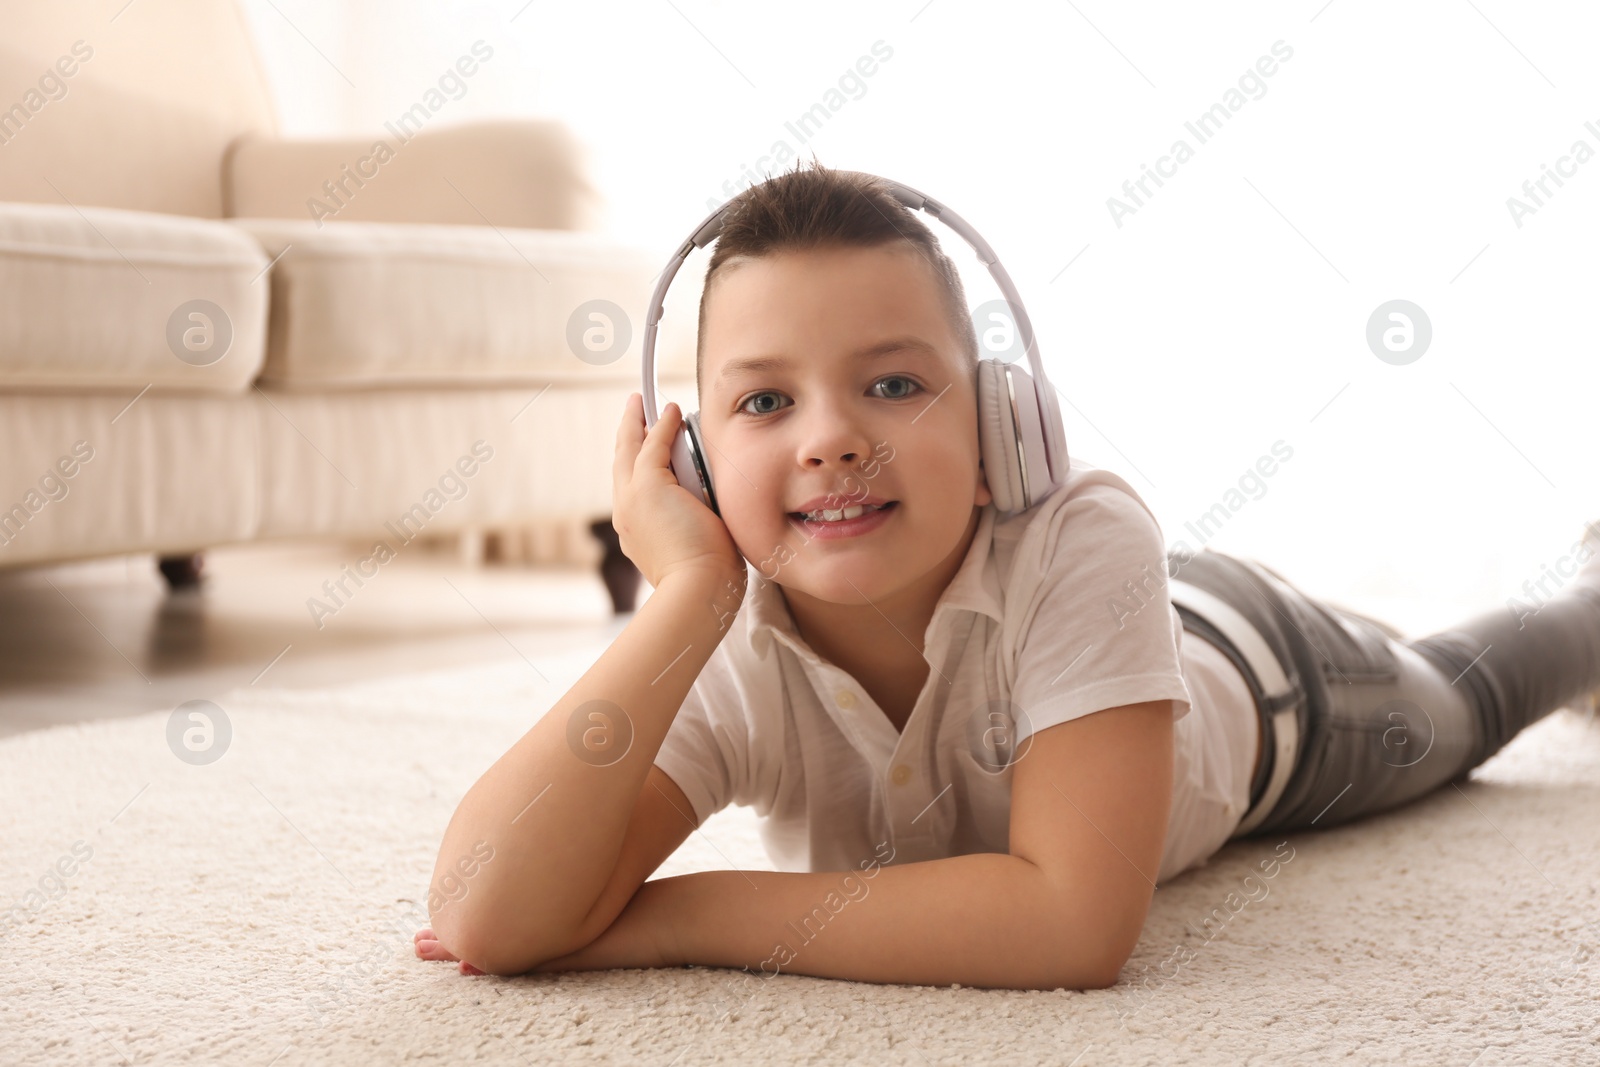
[1306,607,1402,688]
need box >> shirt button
[836,690,857,709]
[891,764,912,786]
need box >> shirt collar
[745,504,1005,662]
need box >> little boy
[416,162,1266,992]
[416,162,1600,991]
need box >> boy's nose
[801,435,871,468]
[794,399,878,472]
[804,442,871,470]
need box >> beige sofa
[0,0,696,612]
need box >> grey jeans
[1167,546,1600,837]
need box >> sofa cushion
[0,202,270,393]
[230,218,698,389]
[225,121,602,232]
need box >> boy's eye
[740,391,789,416]
[874,376,920,400]
[736,376,923,416]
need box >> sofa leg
[158,552,205,591]
[589,518,641,615]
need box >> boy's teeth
[802,503,878,522]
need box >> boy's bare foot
[414,927,486,975]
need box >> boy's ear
[976,458,994,508]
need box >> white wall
[238,0,1600,635]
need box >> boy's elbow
[460,940,542,978]
[1039,924,1133,992]
[435,921,534,977]
[1087,953,1127,991]
[1067,929,1136,991]
[1039,956,1123,992]
[1037,955,1123,992]
[430,901,567,977]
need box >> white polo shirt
[653,457,1259,885]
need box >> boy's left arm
[534,699,1174,992]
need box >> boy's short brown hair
[695,160,980,398]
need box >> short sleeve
[652,647,753,828]
[1008,483,1193,744]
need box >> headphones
[639,171,1069,518]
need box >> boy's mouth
[788,500,898,524]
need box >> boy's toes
[459,960,486,976]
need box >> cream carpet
[4,645,1598,1066]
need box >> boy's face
[699,242,992,607]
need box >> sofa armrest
[223,119,603,232]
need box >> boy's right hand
[612,392,744,591]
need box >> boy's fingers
[633,401,680,478]
[417,940,456,961]
[613,393,645,485]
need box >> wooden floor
[0,540,631,740]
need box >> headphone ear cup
[976,359,1025,515]
[671,409,720,517]
[1038,379,1069,491]
[1003,364,1051,511]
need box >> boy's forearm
[428,564,744,971]
[645,854,1116,992]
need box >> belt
[1168,579,1302,836]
